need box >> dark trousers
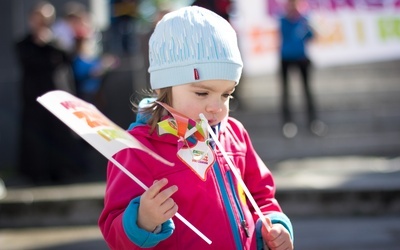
[279,58,317,125]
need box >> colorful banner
[37,90,172,165]
[231,0,400,75]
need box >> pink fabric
[98,116,282,249]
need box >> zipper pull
[241,220,250,238]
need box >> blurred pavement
[1,216,400,250]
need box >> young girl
[99,6,293,250]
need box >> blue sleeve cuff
[122,196,175,248]
[255,212,294,250]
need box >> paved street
[1,216,400,250]
[293,216,400,250]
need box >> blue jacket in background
[72,56,102,97]
[279,14,313,60]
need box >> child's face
[171,80,236,126]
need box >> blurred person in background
[15,1,85,185]
[71,9,118,106]
[278,0,327,138]
[69,5,119,180]
[108,0,140,56]
[52,1,87,55]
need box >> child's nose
[206,100,223,114]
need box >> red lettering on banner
[250,26,278,54]
[331,0,355,10]
[268,0,395,14]
[61,100,80,110]
[61,100,92,111]
[73,111,111,128]
[364,0,384,8]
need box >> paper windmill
[156,102,215,180]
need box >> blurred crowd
[14,1,119,186]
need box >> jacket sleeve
[227,118,285,216]
[122,197,175,247]
[241,126,282,214]
[98,148,172,249]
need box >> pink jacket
[99,116,291,249]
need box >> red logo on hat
[194,68,199,80]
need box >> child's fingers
[143,178,169,200]
[157,185,178,204]
[262,223,294,250]
[262,216,273,233]
[161,199,179,219]
[143,178,178,206]
[261,217,275,241]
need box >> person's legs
[299,59,328,136]
[298,59,316,124]
[280,60,291,124]
[18,106,53,185]
[280,60,298,138]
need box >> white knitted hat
[148,6,243,89]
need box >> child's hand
[137,178,178,232]
[261,217,293,250]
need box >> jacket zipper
[210,125,248,247]
[213,162,244,250]
[227,170,250,238]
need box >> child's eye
[195,92,208,96]
[222,93,233,99]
